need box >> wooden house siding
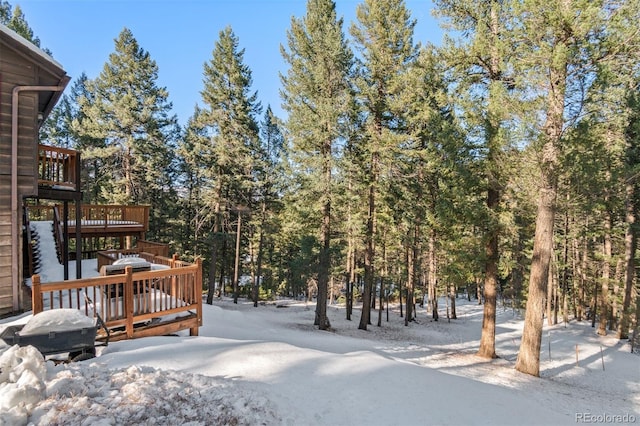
[0,210,12,316]
[0,24,69,315]
[0,48,39,191]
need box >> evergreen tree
[619,85,640,340]
[281,0,353,330]
[515,0,640,377]
[0,1,48,53]
[68,74,111,204]
[250,106,285,305]
[78,28,178,239]
[434,0,517,358]
[350,0,418,330]
[40,93,74,148]
[392,45,469,326]
[176,105,210,260]
[198,26,261,305]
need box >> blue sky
[16,0,441,127]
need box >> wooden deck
[29,204,150,236]
[58,204,150,238]
[31,254,203,341]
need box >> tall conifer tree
[434,0,517,358]
[79,28,178,239]
[198,27,261,305]
[515,0,640,376]
[0,1,48,52]
[281,0,353,329]
[350,0,418,330]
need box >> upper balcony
[37,144,81,200]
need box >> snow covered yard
[1,297,638,426]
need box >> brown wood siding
[0,157,31,313]
[1,28,68,315]
[0,46,41,313]
[0,175,13,313]
[0,210,11,315]
[0,47,39,192]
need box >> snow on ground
[1,298,638,426]
[1,220,638,425]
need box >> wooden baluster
[32,274,43,314]
[125,266,134,338]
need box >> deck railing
[65,205,151,231]
[136,240,170,257]
[27,204,150,231]
[38,144,79,190]
[97,248,175,272]
[31,256,203,341]
[26,204,55,221]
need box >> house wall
[0,44,41,316]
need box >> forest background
[2,0,640,377]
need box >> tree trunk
[478,184,499,358]
[359,152,378,330]
[598,209,612,335]
[206,181,223,304]
[516,54,566,376]
[552,265,559,326]
[218,238,228,297]
[405,237,415,327]
[254,202,266,308]
[378,276,384,327]
[233,211,242,304]
[515,163,557,376]
[515,3,571,372]
[378,241,386,327]
[450,283,457,320]
[345,238,355,321]
[578,221,590,322]
[428,229,438,321]
[546,258,554,326]
[315,145,332,330]
[618,182,637,339]
[477,0,504,360]
[562,206,570,325]
[612,258,623,331]
[399,272,404,318]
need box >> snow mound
[20,309,95,336]
[0,345,47,426]
[31,364,279,426]
[0,343,279,426]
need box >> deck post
[124,266,134,338]
[190,257,203,336]
[32,274,43,314]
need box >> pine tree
[281,0,353,330]
[78,28,178,239]
[250,106,285,305]
[350,0,418,330]
[176,106,210,259]
[68,74,112,204]
[0,1,48,53]
[392,45,468,326]
[434,0,517,358]
[198,26,261,305]
[515,0,640,376]
[619,86,640,340]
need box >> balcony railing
[63,205,151,231]
[38,144,80,191]
[31,255,203,341]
